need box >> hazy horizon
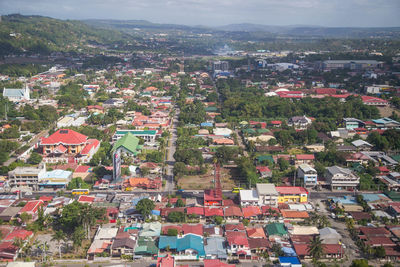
[1,0,400,28]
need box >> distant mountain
[215,23,400,38]
[0,14,128,56]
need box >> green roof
[135,236,159,255]
[256,128,270,134]
[242,129,256,134]
[256,155,274,164]
[205,106,218,112]
[116,130,157,135]
[385,191,400,201]
[391,155,400,162]
[266,223,287,236]
[112,133,140,155]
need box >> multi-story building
[8,165,46,190]
[275,187,308,203]
[255,183,278,207]
[39,129,100,164]
[297,164,318,187]
[112,130,157,144]
[325,166,360,190]
[319,60,383,71]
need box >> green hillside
[0,14,128,56]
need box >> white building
[240,183,279,207]
[3,86,30,102]
[325,166,360,190]
[297,164,318,187]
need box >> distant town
[0,13,400,267]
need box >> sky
[1,0,400,27]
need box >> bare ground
[377,106,400,117]
[178,166,239,190]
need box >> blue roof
[151,210,160,216]
[200,122,213,127]
[158,236,177,250]
[41,170,72,179]
[329,196,357,205]
[282,247,297,257]
[177,234,205,256]
[361,193,387,202]
[279,256,301,264]
[132,196,147,206]
[372,117,400,125]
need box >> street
[164,107,179,193]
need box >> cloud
[0,0,399,26]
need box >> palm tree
[12,238,24,259]
[308,236,324,265]
[51,230,66,259]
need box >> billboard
[113,149,121,180]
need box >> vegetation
[136,198,155,219]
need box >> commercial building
[319,60,383,71]
[275,187,308,203]
[38,169,73,189]
[112,130,157,144]
[8,165,46,190]
[2,86,30,102]
[325,166,360,190]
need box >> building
[297,164,318,187]
[325,166,360,190]
[372,117,400,129]
[39,129,100,164]
[212,61,229,72]
[112,133,142,157]
[3,86,30,102]
[343,118,365,130]
[8,165,46,190]
[320,60,383,71]
[112,130,157,144]
[239,190,260,206]
[38,169,72,189]
[275,187,308,203]
[361,96,389,106]
[288,116,312,129]
[255,183,278,207]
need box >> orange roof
[126,177,150,187]
[214,138,234,145]
[246,227,266,238]
[281,210,309,218]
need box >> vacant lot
[377,106,400,117]
[178,166,239,190]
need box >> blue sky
[1,0,399,27]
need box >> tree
[277,157,289,171]
[350,259,370,267]
[27,152,42,165]
[51,230,66,259]
[72,226,85,252]
[214,216,223,225]
[175,198,185,207]
[67,177,90,190]
[20,212,32,225]
[374,246,386,258]
[12,238,24,259]
[167,228,178,236]
[271,243,284,257]
[242,219,249,226]
[136,198,155,219]
[308,236,324,263]
[173,162,187,177]
[167,211,185,223]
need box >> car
[177,189,184,193]
[228,259,240,264]
[192,191,199,194]
[231,187,243,193]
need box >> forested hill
[0,14,128,56]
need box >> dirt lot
[178,166,239,190]
[377,106,400,117]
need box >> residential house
[204,236,228,260]
[288,116,312,129]
[343,118,366,130]
[225,231,250,258]
[297,164,317,187]
[265,223,288,241]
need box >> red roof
[54,144,67,153]
[281,210,309,218]
[80,139,100,155]
[275,186,308,195]
[242,206,262,218]
[365,236,396,247]
[224,206,243,217]
[4,228,33,241]
[182,224,203,236]
[270,120,282,125]
[19,200,43,214]
[359,226,390,237]
[361,95,388,104]
[204,207,224,217]
[157,255,175,267]
[40,129,88,145]
[225,223,245,232]
[186,207,204,216]
[161,207,185,217]
[295,154,315,160]
[256,166,271,173]
[203,259,235,267]
[261,206,280,215]
[39,196,53,202]
[162,225,182,235]
[246,227,266,238]
[78,195,95,203]
[315,88,337,95]
[75,165,90,172]
[226,231,249,247]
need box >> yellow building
[276,186,308,203]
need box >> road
[3,129,50,166]
[164,107,179,193]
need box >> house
[203,259,235,267]
[224,206,243,220]
[265,223,288,241]
[242,206,262,219]
[361,95,389,106]
[281,210,309,220]
[159,234,205,260]
[18,200,44,217]
[288,116,312,129]
[156,255,175,267]
[372,117,400,129]
[345,152,370,166]
[294,154,315,166]
[225,231,250,257]
[256,166,272,178]
[351,140,373,151]
[225,223,245,232]
[325,166,360,190]
[39,129,100,164]
[248,238,270,254]
[111,237,136,257]
[204,237,228,260]
[246,227,266,239]
[239,190,260,206]
[297,164,317,187]
[256,183,279,207]
[3,86,30,102]
[112,130,157,144]
[112,133,142,157]
[140,222,161,237]
[278,256,302,267]
[275,187,308,203]
[134,236,159,256]
[343,118,366,130]
[182,224,203,236]
[186,207,204,218]
[319,227,341,244]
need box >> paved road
[3,129,49,166]
[164,108,179,193]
